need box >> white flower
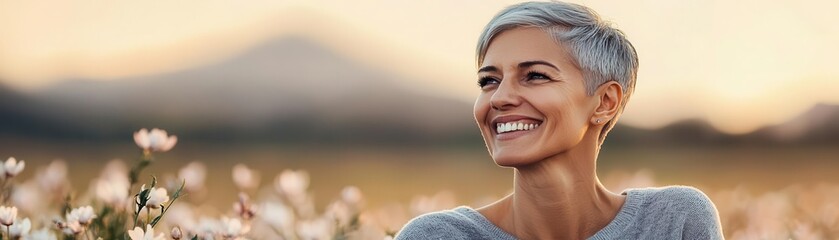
[275,170,309,204]
[221,217,249,238]
[9,217,31,238]
[128,224,165,240]
[196,217,220,239]
[2,157,25,178]
[178,161,206,192]
[100,160,129,180]
[58,219,82,235]
[36,160,68,192]
[96,178,129,208]
[232,164,259,190]
[67,206,97,226]
[296,218,333,240]
[134,128,178,152]
[12,183,44,214]
[141,185,170,209]
[25,227,57,240]
[163,204,196,234]
[260,202,293,232]
[0,206,17,226]
[341,186,363,206]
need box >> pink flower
[66,206,97,226]
[0,206,17,226]
[134,128,177,152]
[140,185,170,209]
[2,157,25,178]
[128,224,165,240]
[275,170,309,201]
[232,164,259,190]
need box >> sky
[0,0,837,134]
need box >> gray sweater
[395,186,723,239]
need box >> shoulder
[632,186,715,210]
[628,186,724,239]
[394,207,474,240]
[394,206,509,240]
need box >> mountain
[607,104,839,147]
[1,36,837,146]
[750,103,839,144]
[1,37,480,145]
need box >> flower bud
[171,226,183,240]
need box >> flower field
[0,128,836,240]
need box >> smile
[496,121,541,134]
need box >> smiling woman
[396,1,723,240]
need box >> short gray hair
[476,1,639,144]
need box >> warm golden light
[0,0,837,133]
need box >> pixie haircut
[476,1,639,144]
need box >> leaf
[136,189,150,209]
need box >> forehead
[481,27,571,68]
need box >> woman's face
[474,27,598,167]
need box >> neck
[484,136,625,239]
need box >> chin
[491,149,541,167]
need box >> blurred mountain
[1,36,837,146]
[0,37,480,145]
[608,104,839,147]
[750,103,839,144]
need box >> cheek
[531,88,589,143]
[473,94,491,131]
[473,96,488,122]
[473,94,495,151]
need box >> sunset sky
[1,0,837,134]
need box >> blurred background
[0,0,837,238]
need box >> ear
[591,81,623,125]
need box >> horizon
[1,0,838,134]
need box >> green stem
[1,178,10,205]
[129,151,154,194]
[134,204,143,227]
[146,207,151,226]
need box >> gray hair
[476,1,639,144]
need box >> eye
[478,76,500,89]
[525,71,551,81]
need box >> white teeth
[496,121,540,134]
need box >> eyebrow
[478,60,560,73]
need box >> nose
[489,79,522,111]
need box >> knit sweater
[395,186,723,239]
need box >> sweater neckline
[454,188,644,239]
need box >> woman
[396,1,723,239]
